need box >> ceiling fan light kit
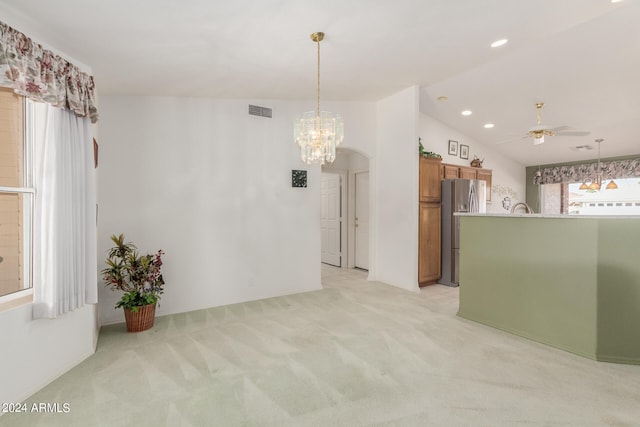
[518,102,591,145]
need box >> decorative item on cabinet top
[419,138,442,159]
[470,155,484,168]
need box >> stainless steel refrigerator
[440,179,486,287]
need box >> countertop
[455,213,640,219]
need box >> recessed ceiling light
[437,96,448,101]
[490,39,508,48]
[484,123,494,129]
[611,0,623,3]
[461,110,472,116]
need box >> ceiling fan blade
[495,134,530,145]
[547,125,571,132]
[555,130,591,136]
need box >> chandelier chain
[316,37,321,117]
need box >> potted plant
[102,234,165,332]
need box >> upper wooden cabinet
[441,163,492,202]
[458,166,477,180]
[442,164,459,180]
[419,157,442,202]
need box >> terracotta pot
[123,303,156,332]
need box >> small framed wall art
[448,140,459,156]
[460,144,469,160]
[292,170,307,188]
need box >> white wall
[419,114,526,213]
[373,86,420,291]
[97,96,376,325]
[0,303,97,406]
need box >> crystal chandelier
[294,32,344,165]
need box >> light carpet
[2,265,639,426]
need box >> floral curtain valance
[534,158,640,185]
[0,20,98,123]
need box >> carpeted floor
[2,265,639,426]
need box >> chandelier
[579,138,618,191]
[294,32,344,165]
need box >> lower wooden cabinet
[419,203,441,285]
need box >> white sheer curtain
[32,104,97,319]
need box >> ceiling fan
[499,102,590,145]
[525,102,590,145]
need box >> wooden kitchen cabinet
[441,163,492,202]
[419,157,442,202]
[419,157,442,286]
[419,203,441,284]
[443,164,459,180]
[458,166,477,180]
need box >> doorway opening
[320,148,370,270]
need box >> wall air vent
[248,105,272,118]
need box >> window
[0,87,33,299]
[540,178,640,215]
[567,178,640,215]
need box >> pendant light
[579,139,619,192]
[588,139,604,191]
[294,32,344,165]
[596,139,617,190]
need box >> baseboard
[457,309,597,361]
[596,354,640,365]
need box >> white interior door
[321,173,341,266]
[355,172,369,270]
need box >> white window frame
[0,98,35,304]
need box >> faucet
[511,202,534,214]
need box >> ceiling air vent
[248,104,272,118]
[570,145,594,152]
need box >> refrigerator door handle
[469,180,479,213]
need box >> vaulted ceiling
[1,0,638,166]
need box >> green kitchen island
[457,213,640,365]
